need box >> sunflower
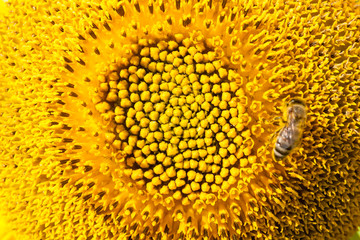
[1,0,360,239]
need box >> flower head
[1,0,360,239]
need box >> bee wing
[287,121,302,149]
[278,124,295,150]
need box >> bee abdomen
[274,141,292,160]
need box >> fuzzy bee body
[274,99,306,161]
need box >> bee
[273,98,307,161]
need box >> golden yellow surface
[0,0,360,239]
[0,215,16,240]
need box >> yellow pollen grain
[182,184,192,194]
[212,84,222,94]
[159,173,170,182]
[191,182,201,191]
[174,154,184,163]
[188,139,196,149]
[192,151,200,160]
[196,63,205,73]
[150,47,160,60]
[205,63,215,73]
[149,111,159,121]
[152,177,162,186]
[115,116,125,124]
[183,150,192,159]
[184,55,193,65]
[178,141,188,150]
[158,142,168,151]
[210,74,221,84]
[154,165,164,175]
[187,170,196,181]
[188,73,198,83]
[201,183,210,192]
[175,179,186,188]
[205,174,214,183]
[198,161,207,172]
[159,51,167,61]
[199,149,207,158]
[165,167,176,178]
[173,191,182,200]
[187,46,197,56]
[157,41,168,51]
[119,130,130,140]
[168,181,176,190]
[194,52,204,63]
[162,157,172,167]
[149,121,159,131]
[146,155,156,165]
[219,139,229,148]
[180,119,188,128]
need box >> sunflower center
[99,35,248,199]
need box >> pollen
[1,0,360,240]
